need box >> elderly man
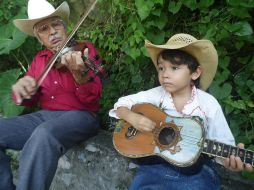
[0,0,102,189]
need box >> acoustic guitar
[113,103,254,167]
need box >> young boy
[109,33,253,190]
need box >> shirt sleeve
[109,87,163,118]
[206,103,235,146]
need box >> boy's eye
[172,66,179,70]
[158,66,164,71]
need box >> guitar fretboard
[202,139,254,167]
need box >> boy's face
[157,55,201,95]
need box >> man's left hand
[60,50,87,72]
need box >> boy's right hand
[116,106,156,132]
[12,76,37,105]
[130,112,156,132]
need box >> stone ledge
[12,130,254,190]
[50,130,134,190]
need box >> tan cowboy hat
[145,33,218,90]
[13,0,70,36]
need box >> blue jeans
[0,110,99,190]
[129,161,220,190]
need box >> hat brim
[13,1,70,36]
[145,39,218,91]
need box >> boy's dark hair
[159,49,200,88]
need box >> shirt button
[76,87,79,90]
[51,96,55,99]
[54,81,58,84]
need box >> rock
[50,130,134,190]
[11,130,254,190]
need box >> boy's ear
[191,66,202,80]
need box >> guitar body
[113,103,205,167]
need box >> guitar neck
[202,139,254,167]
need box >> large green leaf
[0,6,27,55]
[198,0,214,8]
[209,82,232,100]
[0,29,27,55]
[246,80,254,93]
[168,1,182,14]
[182,0,197,10]
[135,0,154,20]
[146,30,165,44]
[0,69,24,117]
[224,21,253,36]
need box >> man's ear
[191,66,202,80]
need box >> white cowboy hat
[13,0,70,36]
[145,33,218,90]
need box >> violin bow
[36,0,98,86]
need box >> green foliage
[81,0,254,179]
[0,0,40,116]
[0,69,25,116]
[0,0,28,55]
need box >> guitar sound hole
[158,127,176,145]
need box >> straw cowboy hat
[13,0,70,36]
[145,33,218,90]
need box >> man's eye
[38,25,48,32]
[51,20,63,28]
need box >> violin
[36,0,105,86]
[56,38,106,83]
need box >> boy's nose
[162,70,170,78]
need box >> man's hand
[224,143,253,172]
[12,76,37,105]
[60,49,90,84]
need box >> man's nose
[49,25,57,35]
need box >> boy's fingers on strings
[225,155,245,172]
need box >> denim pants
[0,110,99,190]
[129,159,220,190]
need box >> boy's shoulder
[196,89,220,106]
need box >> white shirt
[109,86,235,146]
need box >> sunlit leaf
[182,0,197,10]
[225,21,253,36]
[168,1,182,14]
[135,0,154,20]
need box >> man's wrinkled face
[34,16,67,51]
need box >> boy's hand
[116,107,156,132]
[224,143,253,172]
[130,112,156,132]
